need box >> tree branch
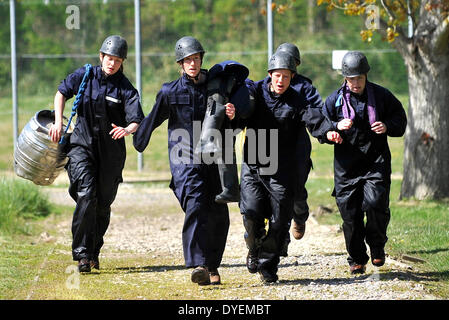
[379,0,411,42]
[397,0,417,31]
[380,0,397,22]
[378,18,411,59]
[432,16,449,54]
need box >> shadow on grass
[96,257,449,286]
[406,247,449,255]
[270,270,449,287]
[113,264,186,273]
[112,262,250,273]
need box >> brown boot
[372,258,385,267]
[292,221,306,240]
[209,268,221,285]
[191,266,210,285]
[350,264,366,275]
[90,257,100,270]
[78,258,91,273]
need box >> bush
[0,176,52,235]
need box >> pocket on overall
[169,94,192,123]
[273,106,295,131]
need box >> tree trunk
[400,51,449,199]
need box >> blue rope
[59,63,92,144]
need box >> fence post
[10,0,18,154]
[267,0,273,61]
[135,0,143,172]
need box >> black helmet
[341,51,370,77]
[275,42,301,66]
[267,51,297,73]
[100,35,128,59]
[175,36,205,62]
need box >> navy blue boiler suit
[133,72,230,270]
[323,81,406,265]
[290,74,324,224]
[239,77,332,275]
[58,65,144,261]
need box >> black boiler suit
[323,81,407,266]
[239,77,333,277]
[58,65,144,261]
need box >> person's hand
[371,121,387,134]
[49,123,62,143]
[110,123,130,140]
[327,131,343,144]
[225,103,235,120]
[337,118,353,131]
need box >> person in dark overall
[233,51,340,283]
[133,36,242,286]
[322,51,407,274]
[275,43,325,256]
[49,35,145,273]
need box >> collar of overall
[184,69,206,85]
[338,80,377,125]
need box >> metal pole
[407,0,413,38]
[267,0,273,61]
[135,0,143,172]
[10,0,18,154]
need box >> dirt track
[45,182,438,300]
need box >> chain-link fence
[0,0,409,174]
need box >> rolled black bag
[196,61,250,203]
[197,75,235,154]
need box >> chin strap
[185,70,206,85]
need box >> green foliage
[0,176,52,235]
[0,0,408,99]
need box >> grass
[0,236,56,299]
[0,176,54,235]
[0,191,70,299]
[388,198,449,297]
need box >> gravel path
[47,182,439,300]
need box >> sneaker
[191,266,210,285]
[78,258,91,273]
[292,221,306,240]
